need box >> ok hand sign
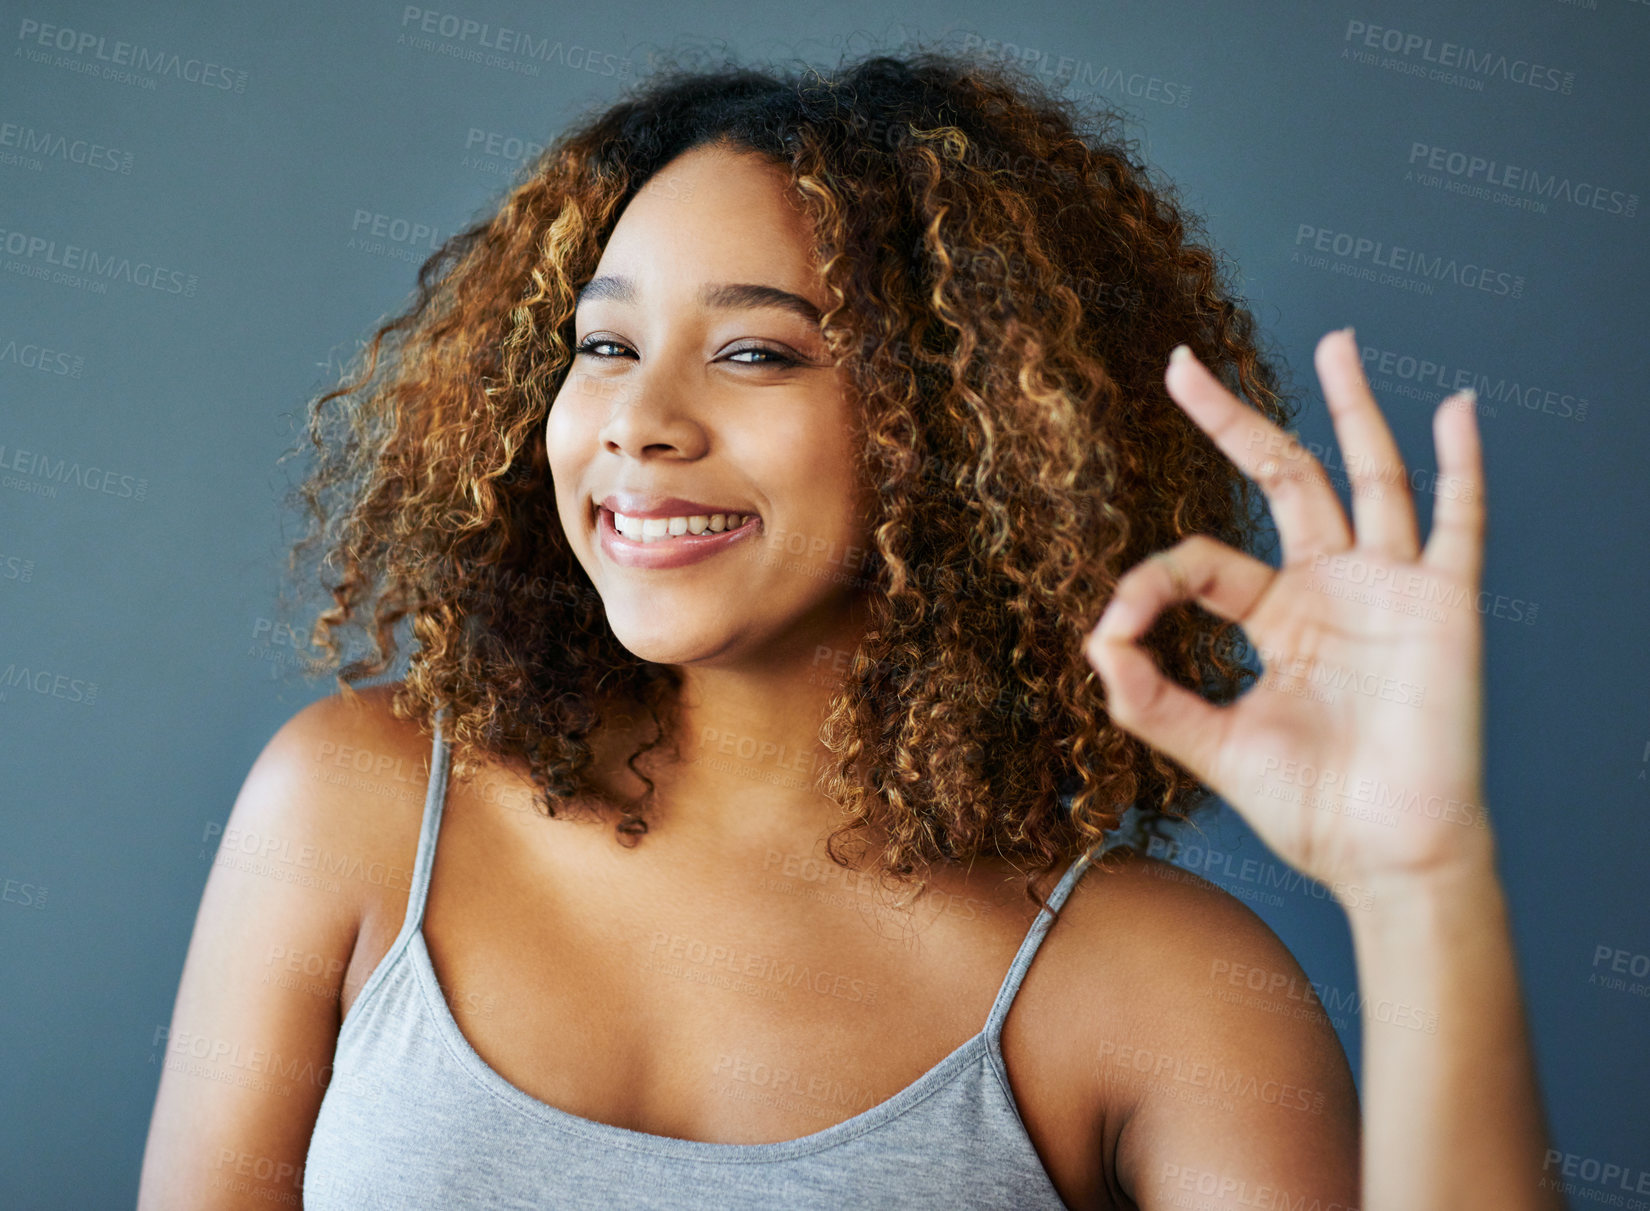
[1085,329,1494,898]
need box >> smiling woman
[272,53,1279,877]
[547,146,877,693]
[140,46,1558,1211]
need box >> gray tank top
[304,716,1106,1209]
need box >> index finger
[1164,344,1353,565]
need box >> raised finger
[1421,388,1486,587]
[1313,328,1420,560]
[1164,345,1353,565]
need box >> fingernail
[1169,344,1192,366]
[1343,325,1356,343]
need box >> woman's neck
[597,600,876,853]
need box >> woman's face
[547,142,873,669]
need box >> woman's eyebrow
[576,274,822,326]
[701,282,822,326]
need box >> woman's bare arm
[1103,847,1558,1211]
[1100,855,1362,1211]
[1085,330,1559,1209]
[138,694,408,1209]
[1350,854,1559,1210]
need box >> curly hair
[279,46,1294,911]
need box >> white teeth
[608,508,751,543]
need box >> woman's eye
[574,337,633,359]
[725,346,800,367]
[572,337,802,367]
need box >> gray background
[2,0,1647,1205]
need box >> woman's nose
[594,365,709,461]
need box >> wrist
[1348,845,1507,948]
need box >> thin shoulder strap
[396,706,452,941]
[983,837,1109,1040]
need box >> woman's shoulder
[989,841,1357,1200]
[1070,841,1299,950]
[1051,842,1354,1087]
[236,682,436,925]
[253,682,434,810]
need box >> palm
[1087,330,1493,894]
[1203,551,1484,886]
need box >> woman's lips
[595,505,761,569]
[598,494,754,520]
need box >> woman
[141,50,1558,1210]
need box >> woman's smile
[595,500,763,569]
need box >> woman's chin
[605,619,743,668]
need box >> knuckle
[1179,534,1218,558]
[1251,442,1316,492]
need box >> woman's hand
[1085,328,1494,897]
